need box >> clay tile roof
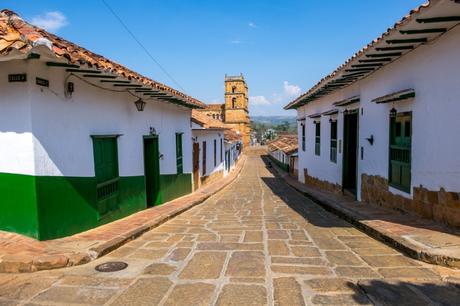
[285,0,459,110]
[268,135,298,155]
[191,109,226,129]
[224,129,241,143]
[0,9,206,109]
[204,104,225,111]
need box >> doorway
[143,136,160,207]
[342,110,359,196]
[192,142,200,190]
[202,141,207,176]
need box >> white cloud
[230,40,242,44]
[31,11,68,32]
[250,96,271,106]
[249,81,301,108]
[283,81,301,97]
[248,22,257,28]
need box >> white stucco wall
[1,59,193,178]
[192,129,224,177]
[224,141,238,175]
[0,60,36,176]
[269,149,289,165]
[296,25,460,199]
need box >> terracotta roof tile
[268,135,298,155]
[192,109,226,129]
[0,9,206,109]
[224,129,241,143]
[204,104,225,111]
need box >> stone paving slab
[0,156,246,273]
[1,149,460,305]
[268,156,460,269]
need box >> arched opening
[232,86,236,93]
[232,97,236,108]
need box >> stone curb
[267,157,460,269]
[0,156,246,274]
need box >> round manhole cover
[95,261,128,272]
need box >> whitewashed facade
[0,10,204,239]
[223,141,240,176]
[288,0,460,227]
[192,125,225,183]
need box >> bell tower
[224,74,251,148]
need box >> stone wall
[361,174,460,228]
[201,170,224,187]
[303,169,342,195]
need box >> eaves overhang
[285,0,460,110]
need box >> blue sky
[4,0,424,116]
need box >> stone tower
[224,74,251,148]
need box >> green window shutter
[92,137,119,214]
[315,122,321,156]
[220,138,223,162]
[176,133,183,174]
[330,121,337,163]
[389,112,412,192]
[214,139,217,167]
[202,141,207,175]
[301,124,306,151]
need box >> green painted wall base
[0,172,192,240]
[158,173,192,204]
[269,155,290,172]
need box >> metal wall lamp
[390,107,397,118]
[366,135,375,145]
[134,98,146,111]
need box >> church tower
[224,74,251,149]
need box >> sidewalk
[268,158,460,269]
[0,156,246,273]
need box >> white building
[224,129,242,176]
[191,110,226,189]
[267,135,298,175]
[0,10,206,240]
[285,0,460,228]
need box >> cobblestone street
[1,151,459,305]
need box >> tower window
[232,97,237,108]
[232,86,236,93]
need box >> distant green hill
[251,116,296,126]
[251,116,297,141]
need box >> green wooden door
[92,137,119,216]
[389,112,412,192]
[342,111,359,195]
[202,141,207,176]
[144,136,161,207]
[176,133,183,174]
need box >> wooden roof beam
[351,63,383,68]
[366,52,402,58]
[375,46,414,51]
[345,68,375,72]
[83,74,117,79]
[400,28,446,34]
[66,69,102,74]
[416,16,460,23]
[113,84,143,87]
[100,80,131,83]
[386,38,427,44]
[46,62,80,68]
[359,58,393,63]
